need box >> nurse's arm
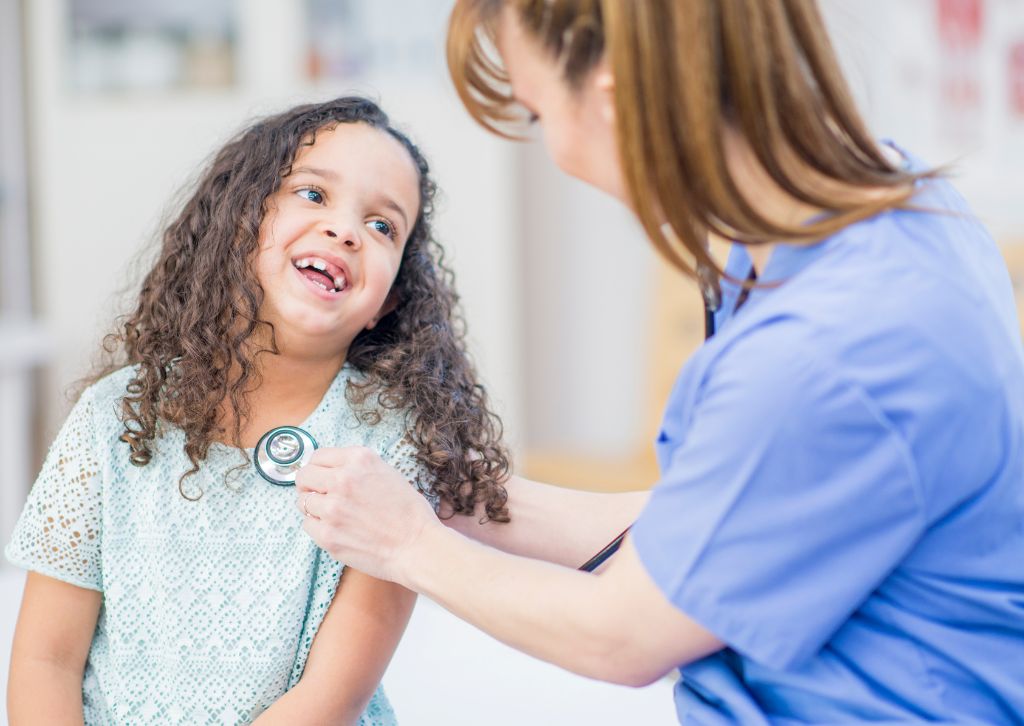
[442,474,649,568]
[403,528,723,686]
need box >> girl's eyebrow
[291,165,337,180]
[290,165,410,230]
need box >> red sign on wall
[936,0,985,112]
[1012,41,1024,117]
[937,0,984,49]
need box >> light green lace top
[6,364,435,725]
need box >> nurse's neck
[719,130,823,278]
[719,130,909,277]
[745,244,773,278]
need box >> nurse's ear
[594,60,615,126]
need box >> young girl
[5,96,510,725]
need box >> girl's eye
[297,188,324,204]
[368,218,395,240]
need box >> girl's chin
[266,317,355,356]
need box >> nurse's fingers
[296,487,335,520]
[299,503,396,581]
[301,512,335,552]
[296,490,323,520]
[294,463,334,494]
[296,446,384,494]
[307,445,381,467]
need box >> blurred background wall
[0,0,1022,721]
[3,0,1023,530]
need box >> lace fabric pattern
[6,365,435,725]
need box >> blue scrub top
[632,147,1024,724]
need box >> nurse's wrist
[398,517,461,593]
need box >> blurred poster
[936,0,985,142]
[820,0,1024,239]
[304,0,443,81]
[1012,40,1024,118]
[68,0,237,93]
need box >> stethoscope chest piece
[253,426,318,486]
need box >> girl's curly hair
[90,96,510,522]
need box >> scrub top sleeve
[632,323,926,670]
[5,387,105,591]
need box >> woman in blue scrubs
[296,1,1024,722]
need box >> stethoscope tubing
[577,288,717,572]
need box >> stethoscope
[253,425,319,486]
[577,267,720,572]
[252,268,722,572]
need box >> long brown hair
[92,97,509,521]
[447,0,933,281]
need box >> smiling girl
[5,97,510,725]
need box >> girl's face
[255,122,420,358]
[495,6,626,203]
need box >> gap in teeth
[295,258,343,292]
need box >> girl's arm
[443,474,649,568]
[8,572,102,725]
[253,567,416,725]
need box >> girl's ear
[365,289,400,330]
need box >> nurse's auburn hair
[447,0,938,281]
[88,96,509,521]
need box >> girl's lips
[293,264,348,301]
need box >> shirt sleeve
[5,387,105,591]
[377,417,440,512]
[632,322,926,669]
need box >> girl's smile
[292,252,351,296]
[254,122,421,356]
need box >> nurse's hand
[295,446,438,585]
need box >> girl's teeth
[334,277,345,290]
[312,260,327,271]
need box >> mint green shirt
[6,365,434,725]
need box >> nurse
[297,1,1024,722]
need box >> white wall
[518,141,656,457]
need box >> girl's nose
[323,226,361,250]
